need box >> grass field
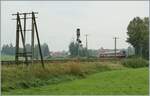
[3,67,148,95]
[1,55,15,61]
[2,61,124,92]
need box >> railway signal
[76,28,82,57]
[76,28,82,44]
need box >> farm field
[2,66,148,95]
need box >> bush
[127,55,139,58]
[121,57,149,68]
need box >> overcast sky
[1,1,149,51]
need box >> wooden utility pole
[12,12,44,68]
[31,12,34,64]
[85,34,89,57]
[113,37,118,58]
[23,13,26,44]
[85,34,88,50]
[32,12,44,68]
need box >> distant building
[50,51,69,58]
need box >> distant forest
[1,43,50,58]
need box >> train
[99,50,126,58]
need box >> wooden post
[17,13,28,66]
[15,13,19,65]
[32,12,44,68]
[24,13,26,44]
[31,13,35,64]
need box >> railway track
[1,58,122,65]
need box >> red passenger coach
[99,50,126,58]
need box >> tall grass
[2,61,124,92]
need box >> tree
[25,44,31,53]
[69,41,87,57]
[1,43,15,55]
[1,43,50,59]
[127,46,135,56]
[69,41,78,57]
[9,43,15,55]
[34,44,39,59]
[88,49,99,57]
[34,43,50,59]
[126,17,149,59]
[42,43,50,57]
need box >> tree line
[1,43,50,59]
[69,42,87,57]
[69,41,98,58]
[127,17,149,59]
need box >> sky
[1,1,149,51]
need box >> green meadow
[4,68,148,95]
[2,58,149,95]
